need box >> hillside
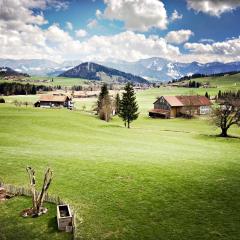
[0,104,240,240]
[59,62,148,84]
[181,72,240,89]
[0,67,29,77]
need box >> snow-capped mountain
[101,58,240,82]
[1,58,240,81]
[0,59,81,76]
[0,67,30,77]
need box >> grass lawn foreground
[0,86,240,240]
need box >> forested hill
[0,67,29,77]
[59,62,148,84]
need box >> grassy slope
[0,74,240,240]
[0,103,240,240]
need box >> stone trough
[57,204,73,232]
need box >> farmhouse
[149,95,212,118]
[35,94,73,109]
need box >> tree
[97,83,109,113]
[211,100,240,137]
[23,167,53,217]
[97,84,112,121]
[99,95,112,122]
[114,93,121,115]
[119,83,139,128]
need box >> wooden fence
[0,181,78,240]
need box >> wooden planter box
[57,204,73,232]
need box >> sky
[0,0,240,63]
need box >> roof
[164,96,184,107]
[155,95,211,107]
[39,95,69,102]
[149,109,170,115]
[176,96,212,106]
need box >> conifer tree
[119,83,139,128]
[97,83,109,112]
[114,93,121,115]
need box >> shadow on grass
[199,134,240,140]
[100,124,123,128]
[47,216,58,233]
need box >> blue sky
[1,0,240,63]
[43,0,240,41]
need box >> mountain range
[1,58,240,82]
[59,62,148,84]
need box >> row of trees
[217,90,240,100]
[188,80,201,88]
[97,83,139,128]
[0,82,53,95]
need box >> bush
[0,98,5,103]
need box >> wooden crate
[57,204,73,231]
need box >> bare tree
[211,100,240,137]
[99,95,112,122]
[25,167,53,217]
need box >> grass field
[0,76,89,87]
[0,197,71,240]
[0,75,240,240]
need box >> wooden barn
[149,95,212,118]
[35,94,73,109]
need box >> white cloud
[170,10,183,22]
[165,30,194,45]
[1,0,240,65]
[199,38,215,43]
[183,37,240,62]
[87,19,98,29]
[185,38,240,55]
[186,0,240,16]
[75,29,87,38]
[102,0,168,32]
[96,9,102,18]
[66,21,73,31]
[48,0,69,11]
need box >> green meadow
[0,76,89,87]
[0,75,240,240]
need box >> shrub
[0,98,5,103]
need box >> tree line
[0,82,53,95]
[217,90,240,100]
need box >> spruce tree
[115,93,121,115]
[205,92,209,99]
[119,83,139,128]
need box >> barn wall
[154,97,170,110]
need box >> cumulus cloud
[75,29,88,38]
[96,9,102,18]
[102,0,168,31]
[199,38,215,43]
[186,0,240,16]
[170,10,183,22]
[165,30,194,45]
[87,19,98,29]
[66,21,73,31]
[182,37,240,62]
